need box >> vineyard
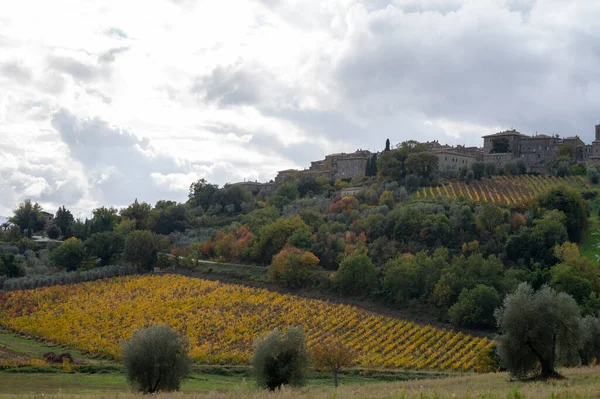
[417,175,589,207]
[0,275,493,371]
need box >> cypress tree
[385,139,390,151]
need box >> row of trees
[121,325,351,393]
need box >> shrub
[334,253,378,296]
[587,166,599,184]
[269,246,320,289]
[121,325,191,393]
[47,225,61,240]
[49,237,86,271]
[448,284,501,329]
[252,327,309,391]
[123,230,169,271]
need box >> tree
[47,225,61,240]
[120,200,152,230]
[252,216,311,263]
[556,161,571,177]
[90,207,119,234]
[85,232,126,266]
[252,327,309,391]
[54,206,74,238]
[269,246,320,289]
[0,253,23,278]
[123,230,169,271]
[121,325,191,393]
[150,204,188,235]
[494,283,583,379]
[312,339,354,387]
[471,162,485,180]
[491,137,510,153]
[277,183,299,201]
[334,253,378,296]
[405,152,438,179]
[550,242,600,306]
[587,166,599,184]
[188,178,218,209]
[536,187,587,242]
[385,138,390,151]
[70,218,90,241]
[50,237,87,271]
[365,153,378,177]
[10,199,44,233]
[448,284,501,329]
[579,315,600,365]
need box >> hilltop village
[233,124,600,192]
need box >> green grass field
[1,367,600,398]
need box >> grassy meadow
[2,367,600,398]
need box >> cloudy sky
[1,0,600,217]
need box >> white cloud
[1,0,600,215]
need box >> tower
[596,124,600,141]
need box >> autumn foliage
[269,246,321,288]
[417,175,589,208]
[0,275,493,371]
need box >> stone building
[483,125,600,173]
[275,150,371,184]
[433,149,477,172]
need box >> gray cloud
[191,64,265,106]
[98,46,129,64]
[1,60,33,84]
[47,55,101,81]
[51,109,187,206]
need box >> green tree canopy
[495,283,583,379]
[10,199,44,233]
[54,206,74,238]
[188,178,218,209]
[334,252,378,296]
[252,327,309,391]
[123,230,169,271]
[50,237,87,271]
[536,187,587,242]
[121,325,191,393]
[85,231,126,266]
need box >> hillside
[0,274,493,371]
[417,175,590,207]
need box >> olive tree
[121,325,191,393]
[252,327,309,391]
[494,283,583,379]
[579,315,600,366]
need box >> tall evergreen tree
[385,139,391,151]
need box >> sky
[1,0,600,217]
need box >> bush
[47,225,61,240]
[587,166,599,184]
[252,327,309,391]
[269,246,320,289]
[123,230,169,271]
[448,284,501,329]
[334,253,378,296]
[1,265,134,291]
[49,237,86,271]
[121,325,191,393]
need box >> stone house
[433,149,477,172]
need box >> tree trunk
[333,370,338,387]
